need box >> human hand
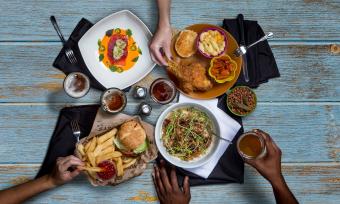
[152,160,191,204]
[149,24,172,66]
[48,155,84,186]
[245,129,283,185]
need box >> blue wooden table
[0,0,339,203]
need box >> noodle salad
[162,107,213,161]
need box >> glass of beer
[63,72,90,98]
[237,131,267,160]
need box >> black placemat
[36,105,100,178]
[52,18,130,92]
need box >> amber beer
[237,131,266,159]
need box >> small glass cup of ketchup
[150,78,177,105]
[101,88,127,113]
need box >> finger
[244,157,257,167]
[159,161,172,192]
[153,48,168,66]
[183,176,190,196]
[170,167,179,191]
[254,129,275,154]
[150,51,161,66]
[61,157,84,172]
[163,42,172,62]
[152,172,162,198]
[154,165,165,195]
[69,169,81,178]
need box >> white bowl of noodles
[155,102,220,168]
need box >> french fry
[87,170,97,180]
[117,157,124,176]
[111,157,119,162]
[93,144,104,157]
[84,141,92,152]
[78,166,103,172]
[122,157,134,164]
[101,137,114,150]
[77,144,85,156]
[87,152,96,167]
[122,158,137,169]
[98,128,117,144]
[96,151,122,164]
[99,147,114,156]
[87,137,97,153]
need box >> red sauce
[107,93,124,111]
[97,160,116,180]
[152,81,173,102]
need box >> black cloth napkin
[52,18,106,90]
[36,105,100,178]
[223,15,280,88]
[52,18,130,92]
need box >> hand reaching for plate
[150,25,172,66]
[152,160,191,204]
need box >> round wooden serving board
[169,24,242,99]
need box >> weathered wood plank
[0,42,167,103]
[0,43,339,102]
[0,164,339,203]
[0,0,339,41]
[0,103,339,164]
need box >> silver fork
[50,16,78,64]
[70,120,81,142]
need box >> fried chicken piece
[168,60,213,93]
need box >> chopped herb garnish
[97,39,101,46]
[126,29,132,37]
[109,65,118,72]
[132,56,139,62]
[117,68,123,73]
[138,47,142,55]
[99,54,104,61]
[114,28,121,33]
[105,29,113,37]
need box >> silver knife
[237,14,250,82]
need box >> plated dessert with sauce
[168,24,242,99]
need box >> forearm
[270,175,298,204]
[0,175,56,204]
[157,0,171,28]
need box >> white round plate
[78,10,156,89]
[155,102,221,168]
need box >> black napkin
[52,18,130,92]
[223,14,280,88]
[52,18,106,90]
[36,105,100,178]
